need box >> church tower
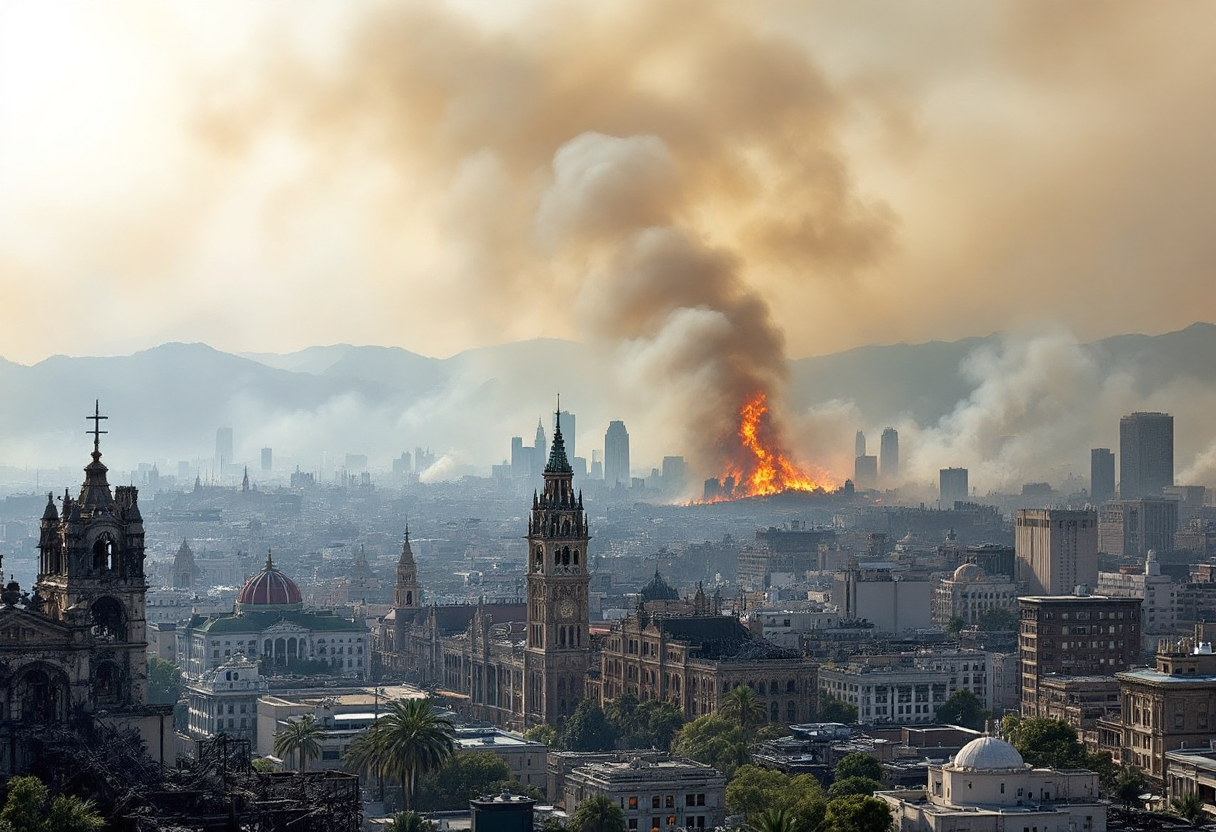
[524,410,590,725]
[35,402,149,707]
[394,527,419,610]
[173,539,197,590]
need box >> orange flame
[704,392,832,501]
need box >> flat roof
[1117,669,1216,684]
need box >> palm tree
[569,795,626,832]
[745,807,797,832]
[345,729,392,801]
[273,714,325,774]
[386,811,437,832]
[366,697,456,811]
[720,686,767,736]
[1171,792,1206,825]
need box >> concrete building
[931,563,1019,628]
[1098,498,1178,557]
[561,753,727,829]
[737,523,836,590]
[182,654,268,749]
[749,606,841,649]
[1164,747,1216,822]
[939,468,969,508]
[604,421,630,488]
[1120,411,1174,498]
[834,564,932,634]
[854,455,878,491]
[1091,447,1115,504]
[818,650,991,725]
[453,725,549,792]
[881,428,900,485]
[877,735,1106,832]
[1036,675,1121,753]
[1015,508,1098,596]
[1018,595,1142,718]
[856,430,867,458]
[1096,550,1180,654]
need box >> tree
[833,752,883,783]
[385,811,437,832]
[1114,766,1147,809]
[820,795,892,832]
[745,807,797,832]
[977,607,1018,631]
[147,657,184,705]
[523,724,559,747]
[935,689,989,731]
[1171,792,1206,825]
[569,795,626,832]
[671,714,746,778]
[344,729,392,801]
[0,776,104,832]
[725,765,824,831]
[826,777,882,799]
[366,697,456,811]
[418,752,511,810]
[251,758,278,773]
[817,698,857,725]
[560,700,617,752]
[720,686,768,737]
[273,714,324,774]
[945,616,966,636]
[1002,717,1086,769]
[607,697,684,750]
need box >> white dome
[952,563,985,582]
[951,736,1025,771]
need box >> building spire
[265,549,274,571]
[546,400,573,475]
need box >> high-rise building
[1120,412,1174,498]
[557,411,575,461]
[590,450,603,480]
[940,467,969,507]
[533,420,547,479]
[604,421,630,487]
[661,456,687,492]
[1098,498,1178,557]
[260,447,273,474]
[510,436,526,478]
[1091,448,1115,503]
[855,430,867,458]
[854,455,878,490]
[1015,508,1099,596]
[215,427,234,469]
[880,428,899,484]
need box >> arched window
[93,662,123,706]
[573,550,580,565]
[90,597,127,642]
[92,534,116,571]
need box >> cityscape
[3,3,1216,832]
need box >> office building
[604,420,630,488]
[1120,411,1174,498]
[590,450,603,480]
[939,468,968,507]
[819,649,992,724]
[215,426,234,469]
[558,411,576,461]
[1096,549,1179,653]
[854,454,878,490]
[260,447,272,474]
[834,564,932,634]
[661,456,687,492]
[1098,498,1178,557]
[1091,448,1115,503]
[1015,508,1098,596]
[1018,594,1141,718]
[855,430,866,459]
[562,754,726,829]
[931,563,1018,627]
[880,427,900,484]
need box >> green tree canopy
[820,795,893,832]
[945,616,966,636]
[147,657,184,705]
[560,700,618,752]
[1171,792,1205,825]
[818,698,857,725]
[365,698,456,811]
[725,765,825,830]
[385,811,437,832]
[1114,766,1147,809]
[671,714,746,778]
[826,777,882,799]
[745,807,797,832]
[977,607,1018,631]
[934,689,989,731]
[523,724,559,747]
[273,714,325,774]
[417,752,511,810]
[605,696,685,750]
[0,776,104,832]
[833,752,883,783]
[569,795,626,832]
[721,686,768,737]
[1002,717,1086,769]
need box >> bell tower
[35,402,149,707]
[524,407,590,725]
[394,526,420,610]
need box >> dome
[951,736,1025,771]
[952,563,986,582]
[237,551,303,610]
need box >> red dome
[238,552,303,609]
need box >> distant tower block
[604,421,630,488]
[215,427,234,470]
[880,428,900,483]
[1090,448,1114,503]
[854,455,878,490]
[557,410,576,461]
[940,467,969,508]
[260,447,273,474]
[1119,412,1174,498]
[855,430,867,459]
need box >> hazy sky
[2,0,1215,367]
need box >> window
[629,798,638,810]
[652,797,661,809]
[665,796,674,809]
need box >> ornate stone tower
[524,410,590,725]
[394,527,419,610]
[34,402,149,708]
[173,539,197,590]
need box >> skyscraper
[940,467,969,507]
[604,421,630,487]
[261,447,273,474]
[880,428,899,484]
[854,455,878,490]
[1119,412,1174,498]
[1090,448,1115,503]
[855,430,866,458]
[1015,508,1099,596]
[558,410,576,461]
[533,420,547,479]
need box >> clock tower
[524,409,590,726]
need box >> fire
[703,392,832,501]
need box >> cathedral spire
[79,400,115,512]
[545,405,573,475]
